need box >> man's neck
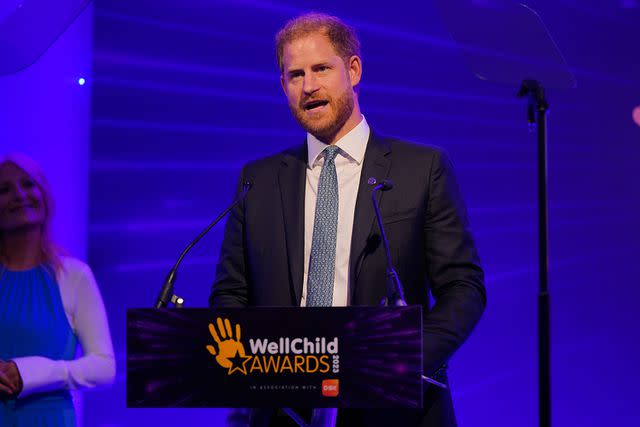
[318,106,363,145]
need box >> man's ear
[348,55,362,88]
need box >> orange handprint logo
[206,317,251,375]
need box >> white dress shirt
[300,116,370,307]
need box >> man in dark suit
[210,12,485,427]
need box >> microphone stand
[371,180,406,307]
[154,181,251,309]
[518,79,551,427]
[371,179,447,390]
[285,178,450,427]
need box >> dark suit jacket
[210,132,486,427]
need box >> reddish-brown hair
[275,12,361,73]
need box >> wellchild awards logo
[206,318,340,377]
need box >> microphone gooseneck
[154,180,252,308]
[370,178,448,390]
[370,179,406,307]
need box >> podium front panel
[127,307,422,408]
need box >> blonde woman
[0,153,115,426]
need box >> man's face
[280,32,361,142]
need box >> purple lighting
[393,362,408,375]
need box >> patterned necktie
[306,145,340,307]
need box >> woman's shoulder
[56,256,95,286]
[59,255,91,272]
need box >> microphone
[370,178,448,390]
[368,178,448,389]
[377,179,394,191]
[369,178,406,307]
[155,180,252,308]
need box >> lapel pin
[367,177,377,185]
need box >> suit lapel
[349,132,392,302]
[278,144,307,305]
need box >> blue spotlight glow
[78,77,86,86]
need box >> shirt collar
[306,115,370,168]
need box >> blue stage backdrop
[88,1,640,426]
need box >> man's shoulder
[242,144,306,174]
[374,133,447,161]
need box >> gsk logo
[322,379,339,397]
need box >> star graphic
[227,349,252,375]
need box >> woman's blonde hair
[0,153,64,273]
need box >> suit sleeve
[209,168,250,308]
[422,148,486,376]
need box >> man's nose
[302,74,320,95]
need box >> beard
[289,86,355,143]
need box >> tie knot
[323,145,340,164]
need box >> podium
[127,307,423,409]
